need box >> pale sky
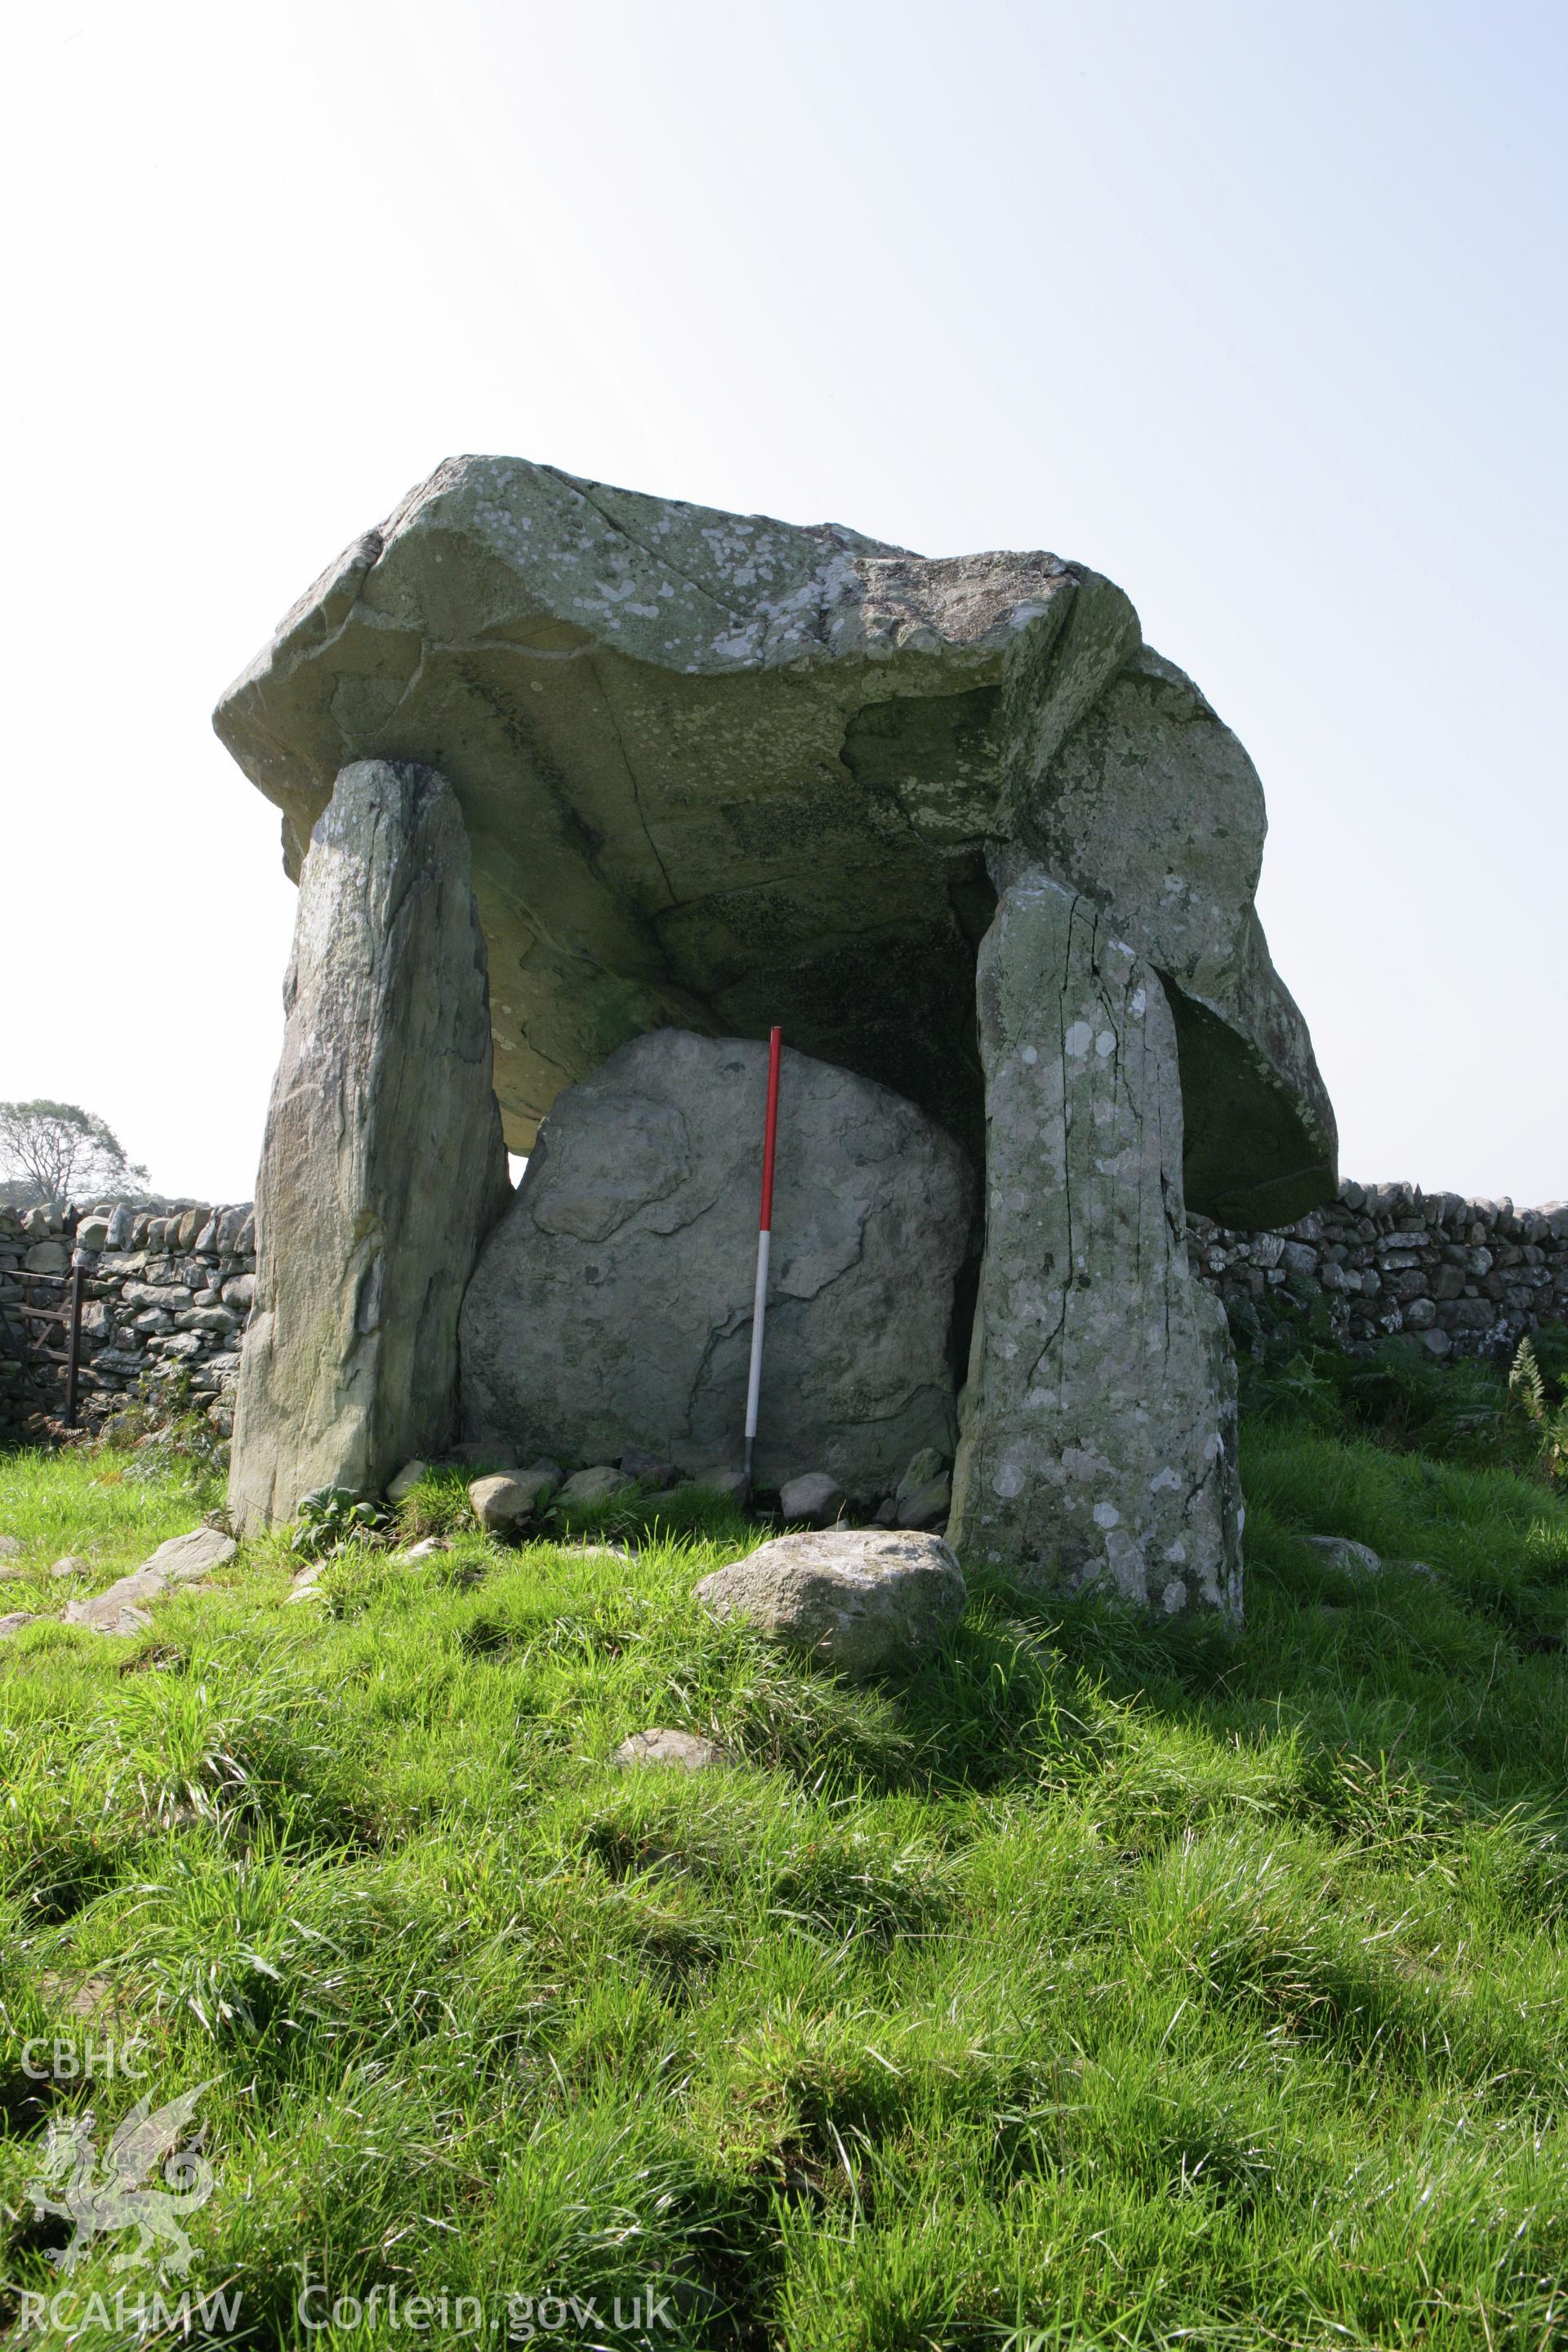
[3,0,1563,1208]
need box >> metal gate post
[64,1260,84,1427]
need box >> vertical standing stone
[229,760,510,1531]
[948,866,1243,1618]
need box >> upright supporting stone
[229,760,510,1531]
[948,867,1243,1618]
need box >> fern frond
[1509,1337,1547,1424]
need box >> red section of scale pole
[759,1026,782,1230]
[743,1028,783,1486]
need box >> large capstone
[215,457,1334,1227]
[458,1029,976,1496]
[229,760,510,1530]
[947,866,1244,1617]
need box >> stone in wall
[948,869,1242,1617]
[228,759,510,1530]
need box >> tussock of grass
[1,1400,1567,2346]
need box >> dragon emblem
[24,2083,216,2278]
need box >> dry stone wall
[3,1174,1566,1453]
[0,1199,255,1441]
[1191,1183,1568,1359]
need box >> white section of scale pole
[742,1227,771,1483]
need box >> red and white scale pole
[742,1027,783,1486]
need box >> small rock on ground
[63,1595,154,1637]
[387,1458,430,1504]
[559,1465,634,1505]
[897,1474,951,1532]
[50,1556,91,1580]
[468,1474,537,1533]
[778,1472,846,1529]
[142,1527,238,1584]
[693,1527,967,1677]
[896,1446,948,1505]
[396,1536,454,1563]
[60,1526,236,1636]
[1305,1535,1383,1577]
[621,1448,677,1488]
[0,1536,21,1560]
[698,1468,751,1508]
[612,1728,728,1771]
[36,1971,120,2020]
[0,1612,39,1638]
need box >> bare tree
[0,1100,149,1204]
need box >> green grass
[0,1444,225,1602]
[2,1398,1568,2349]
